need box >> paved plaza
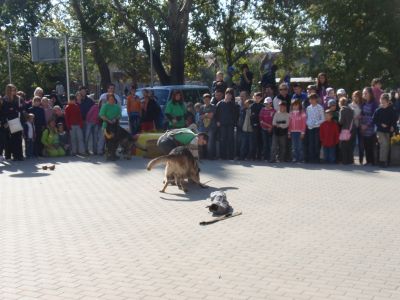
[1,157,400,300]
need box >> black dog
[104,122,135,161]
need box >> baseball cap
[337,88,346,95]
[264,97,272,104]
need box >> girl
[41,97,53,124]
[41,119,65,157]
[349,91,364,164]
[360,87,378,165]
[316,73,329,103]
[259,97,275,161]
[288,99,306,162]
[338,97,355,165]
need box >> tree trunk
[90,43,111,91]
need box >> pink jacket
[259,107,275,130]
[86,104,100,125]
[288,110,306,134]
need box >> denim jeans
[128,112,141,135]
[323,146,336,163]
[261,129,272,161]
[70,125,85,155]
[85,123,100,154]
[291,132,303,162]
[240,131,252,160]
[307,127,320,163]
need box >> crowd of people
[1,71,400,167]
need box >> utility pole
[149,30,154,87]
[7,37,12,83]
[80,37,86,87]
[64,35,70,101]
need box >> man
[78,86,94,153]
[239,64,253,94]
[273,83,291,112]
[211,89,225,106]
[157,128,208,159]
[99,83,122,108]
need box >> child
[327,99,339,122]
[306,93,325,163]
[373,93,398,167]
[270,101,289,163]
[323,87,336,109]
[85,100,100,155]
[64,96,85,155]
[23,113,36,158]
[259,97,275,161]
[240,100,253,160]
[41,97,54,123]
[288,100,306,162]
[57,122,70,155]
[194,102,202,129]
[320,110,339,163]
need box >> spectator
[259,97,275,161]
[165,90,186,129]
[65,96,85,156]
[320,110,339,164]
[57,122,70,156]
[53,105,66,129]
[2,84,24,161]
[211,89,225,106]
[55,81,65,100]
[41,119,65,157]
[373,93,398,167]
[199,94,217,159]
[28,96,47,157]
[291,83,308,108]
[215,88,236,160]
[306,93,325,163]
[260,53,278,93]
[34,86,44,98]
[240,99,253,160]
[140,89,161,132]
[316,72,329,101]
[323,87,336,109]
[99,83,122,107]
[235,91,249,158]
[23,113,35,159]
[78,86,94,152]
[239,64,253,94]
[371,78,383,106]
[360,87,378,165]
[273,83,291,112]
[212,71,228,97]
[126,84,141,135]
[85,99,100,155]
[250,92,264,160]
[41,97,53,123]
[327,99,339,123]
[288,99,306,163]
[270,101,289,163]
[337,88,347,100]
[338,97,355,165]
[349,91,364,164]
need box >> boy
[57,122,70,156]
[373,93,398,167]
[270,101,289,163]
[319,110,339,163]
[23,113,36,159]
[239,100,253,160]
[306,93,325,163]
[327,99,339,122]
[250,92,264,160]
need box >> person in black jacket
[141,89,161,132]
[373,93,398,167]
[28,96,47,157]
[215,88,236,160]
[250,92,264,160]
[2,84,24,161]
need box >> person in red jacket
[319,110,339,163]
[64,96,85,155]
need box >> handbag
[339,119,353,141]
[8,117,23,134]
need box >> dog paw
[159,190,165,193]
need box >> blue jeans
[291,132,303,162]
[85,123,100,154]
[323,146,336,163]
[307,127,320,162]
[240,132,253,160]
[129,112,141,135]
[25,138,34,158]
[206,128,217,159]
[261,129,272,161]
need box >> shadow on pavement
[160,185,239,202]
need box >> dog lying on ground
[146,146,207,193]
[104,122,135,160]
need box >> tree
[113,0,193,85]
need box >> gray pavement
[1,156,400,300]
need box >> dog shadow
[160,185,239,202]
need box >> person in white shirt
[99,83,122,108]
[306,93,325,163]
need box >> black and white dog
[104,122,135,161]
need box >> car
[121,85,211,132]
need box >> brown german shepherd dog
[147,146,207,193]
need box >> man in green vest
[157,128,208,159]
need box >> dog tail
[147,155,169,171]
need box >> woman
[360,87,378,165]
[338,97,355,165]
[99,93,122,160]
[2,84,24,161]
[349,91,364,164]
[316,73,329,103]
[140,89,161,132]
[41,119,65,157]
[165,90,186,129]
